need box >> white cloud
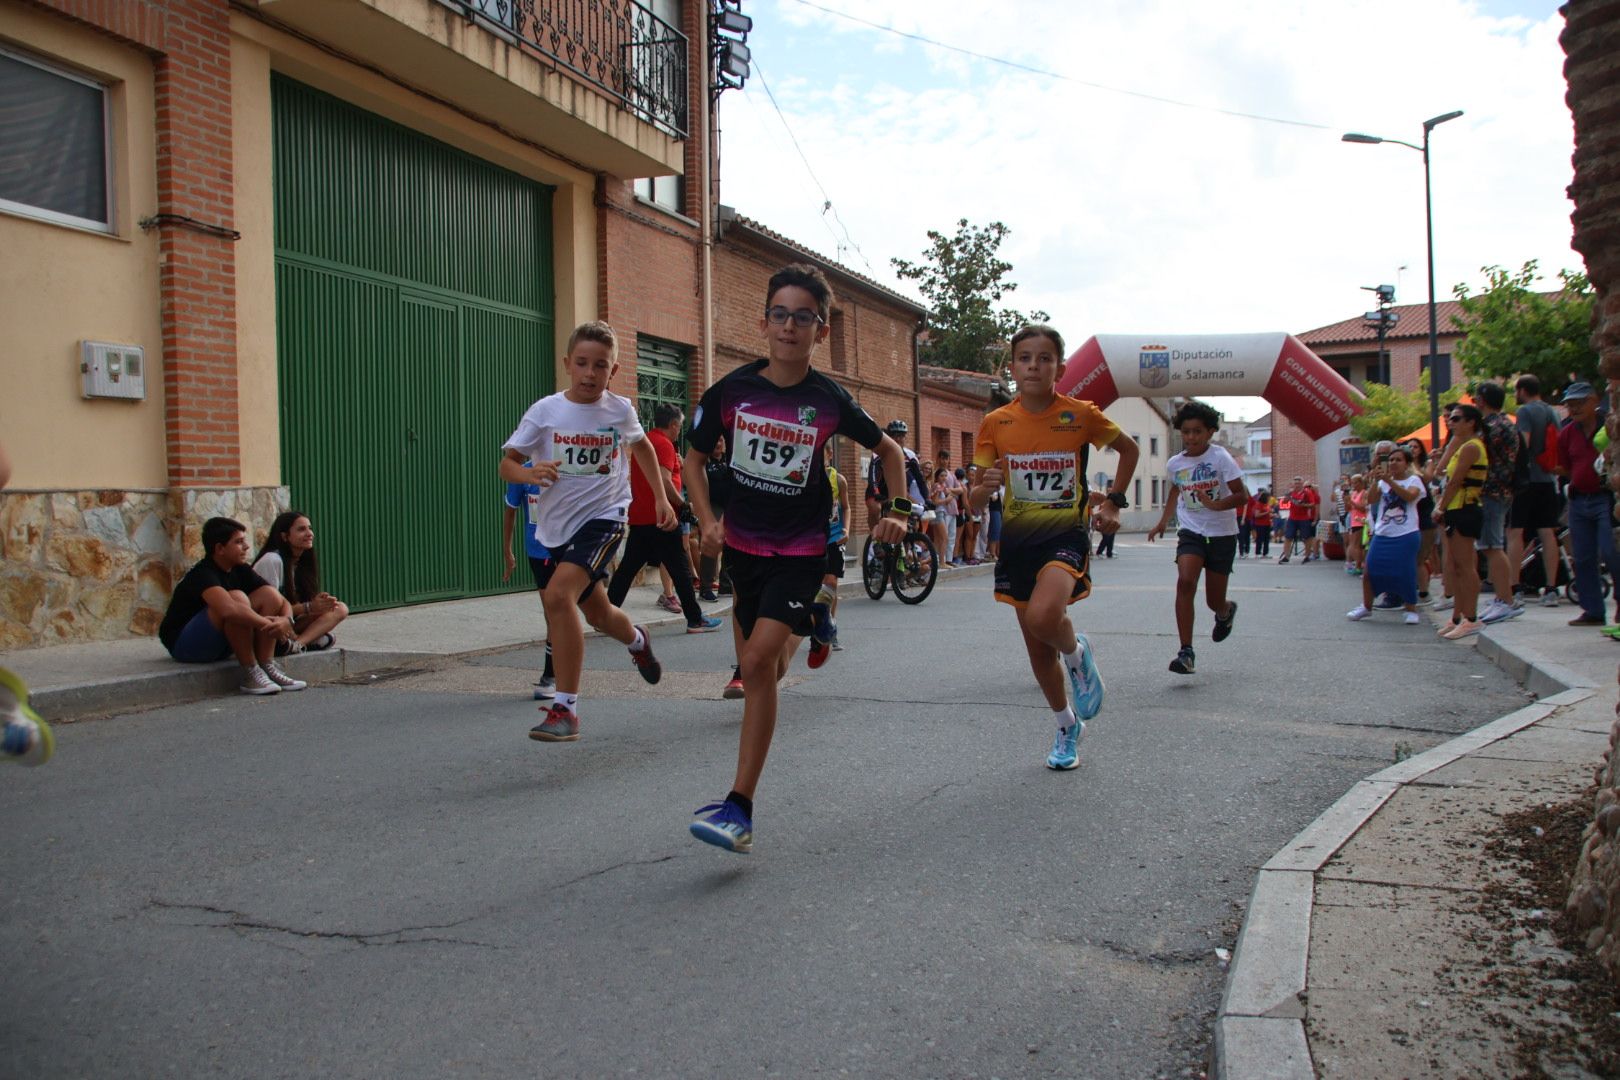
[722,0,1576,342]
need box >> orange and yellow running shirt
[973,394,1123,550]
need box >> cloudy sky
[717,0,1576,419]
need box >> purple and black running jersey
[689,359,883,557]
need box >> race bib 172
[552,430,619,476]
[1006,451,1077,505]
[731,410,818,489]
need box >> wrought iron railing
[445,0,689,138]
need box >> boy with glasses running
[683,264,910,854]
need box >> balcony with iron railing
[451,0,688,138]
[245,0,688,178]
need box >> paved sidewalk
[0,560,993,721]
[1215,591,1617,1079]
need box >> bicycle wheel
[862,536,889,600]
[893,532,938,604]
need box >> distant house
[1271,302,1469,486]
[1237,410,1273,494]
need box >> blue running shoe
[1067,632,1105,720]
[690,800,752,853]
[1046,722,1084,770]
[809,599,836,646]
[685,615,724,634]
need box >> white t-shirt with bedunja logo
[502,391,645,549]
[1166,444,1243,537]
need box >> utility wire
[786,0,1335,132]
[749,58,877,271]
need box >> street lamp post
[1343,111,1464,449]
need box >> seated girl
[253,510,349,653]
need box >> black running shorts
[993,527,1091,609]
[724,545,822,638]
[534,518,626,601]
[825,540,846,579]
[1175,529,1237,575]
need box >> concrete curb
[29,562,995,722]
[1212,625,1597,1080]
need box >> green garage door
[272,76,554,611]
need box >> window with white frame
[0,46,111,232]
[633,174,682,214]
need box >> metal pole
[1424,127,1440,450]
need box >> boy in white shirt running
[1146,401,1248,676]
[500,321,675,741]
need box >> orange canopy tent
[1393,394,1511,449]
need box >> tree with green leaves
[1451,260,1597,394]
[892,219,1048,374]
[1348,370,1464,444]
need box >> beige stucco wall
[232,33,280,488]
[0,5,165,492]
[231,10,600,398]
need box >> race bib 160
[553,430,619,476]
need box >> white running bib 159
[731,410,817,489]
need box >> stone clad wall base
[0,486,288,650]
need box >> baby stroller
[1514,527,1609,603]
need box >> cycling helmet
[885,419,909,435]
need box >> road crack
[147,899,503,950]
[553,854,678,890]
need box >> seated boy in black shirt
[159,516,306,695]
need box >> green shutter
[635,335,690,444]
[272,76,554,611]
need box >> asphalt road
[1,543,1530,1079]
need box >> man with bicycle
[865,419,932,529]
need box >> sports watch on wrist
[1105,491,1129,509]
[883,496,915,516]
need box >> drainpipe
[698,9,714,391]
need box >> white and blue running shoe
[690,800,753,853]
[1046,722,1084,770]
[1067,632,1105,720]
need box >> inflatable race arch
[1054,333,1365,487]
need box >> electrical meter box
[81,341,147,400]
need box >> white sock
[555,691,579,712]
[1053,706,1078,731]
[628,626,647,652]
[1060,639,1084,669]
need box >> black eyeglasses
[1447,414,1466,423]
[765,306,825,327]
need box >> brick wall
[921,387,989,472]
[595,175,702,397]
[29,0,241,487]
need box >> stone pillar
[1560,0,1620,981]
